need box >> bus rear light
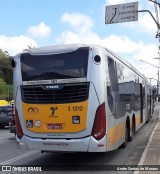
[91,103,106,140]
[15,109,23,139]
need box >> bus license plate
[47,123,62,130]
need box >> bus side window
[105,55,113,114]
[108,57,119,93]
[107,82,113,112]
[107,57,119,117]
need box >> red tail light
[15,109,23,139]
[91,103,106,140]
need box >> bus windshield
[21,47,89,81]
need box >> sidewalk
[136,102,160,174]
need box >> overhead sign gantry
[105,2,138,24]
[105,1,160,30]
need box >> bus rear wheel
[129,120,135,142]
[121,124,128,148]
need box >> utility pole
[148,0,160,59]
[153,57,160,101]
[157,70,159,101]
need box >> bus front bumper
[16,135,107,152]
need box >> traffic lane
[0,134,38,165]
[0,136,15,146]
[10,115,158,166]
[0,127,13,138]
[0,128,15,145]
[0,115,158,174]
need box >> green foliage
[0,50,13,100]
[0,50,9,57]
[0,50,13,84]
[0,78,13,100]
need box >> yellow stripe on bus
[136,114,141,127]
[108,122,125,148]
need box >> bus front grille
[21,83,89,104]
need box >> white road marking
[133,120,159,174]
[0,135,15,140]
[0,150,39,165]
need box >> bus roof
[18,43,151,86]
[24,43,89,55]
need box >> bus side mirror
[12,60,17,68]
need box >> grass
[0,78,13,100]
[0,78,5,84]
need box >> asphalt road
[0,114,159,174]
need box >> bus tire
[121,124,128,148]
[129,119,135,142]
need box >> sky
[0,0,160,85]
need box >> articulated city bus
[12,44,153,153]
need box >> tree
[0,50,9,57]
[23,44,36,52]
[0,50,13,84]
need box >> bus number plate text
[47,123,62,130]
[68,106,83,111]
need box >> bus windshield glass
[21,47,89,81]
